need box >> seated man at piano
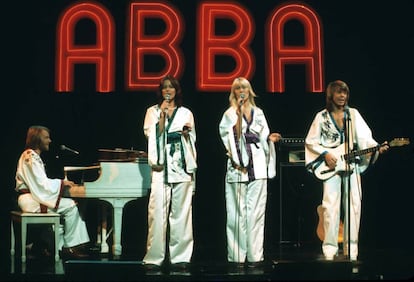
[142,75,197,271]
[15,125,91,259]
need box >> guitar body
[316,205,343,243]
[316,205,325,241]
[313,144,352,181]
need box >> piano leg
[101,198,135,257]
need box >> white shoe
[344,250,358,261]
[325,255,334,261]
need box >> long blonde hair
[228,77,257,108]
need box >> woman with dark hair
[305,80,389,261]
[142,75,197,271]
[15,125,91,259]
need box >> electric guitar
[316,205,343,242]
[313,138,410,181]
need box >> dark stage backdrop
[1,0,413,269]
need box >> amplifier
[280,137,305,146]
[278,137,305,164]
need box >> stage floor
[3,243,414,281]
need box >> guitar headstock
[389,138,410,147]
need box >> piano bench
[10,211,61,262]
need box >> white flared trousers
[225,179,267,263]
[322,172,361,258]
[143,177,194,266]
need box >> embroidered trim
[54,181,65,210]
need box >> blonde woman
[219,77,281,268]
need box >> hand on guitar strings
[324,152,337,169]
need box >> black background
[1,0,413,271]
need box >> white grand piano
[66,149,151,256]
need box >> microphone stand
[161,96,170,184]
[343,109,352,261]
[235,103,243,263]
[232,98,245,263]
[161,102,169,257]
[237,104,243,143]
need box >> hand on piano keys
[65,184,86,198]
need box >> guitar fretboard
[344,145,380,161]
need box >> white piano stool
[10,211,61,262]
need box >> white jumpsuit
[143,105,197,266]
[219,106,276,263]
[305,108,379,259]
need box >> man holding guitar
[304,80,391,261]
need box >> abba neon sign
[56,1,324,93]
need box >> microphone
[344,105,351,120]
[60,145,79,155]
[239,93,245,106]
[165,94,171,103]
[344,105,350,113]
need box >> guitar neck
[344,145,380,161]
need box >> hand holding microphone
[160,93,171,119]
[236,93,245,116]
[162,93,171,114]
[239,93,245,107]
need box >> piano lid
[64,165,101,172]
[66,161,151,198]
[98,148,148,162]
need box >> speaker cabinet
[278,162,321,245]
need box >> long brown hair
[156,75,183,107]
[25,125,50,150]
[325,80,349,111]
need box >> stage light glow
[126,2,184,90]
[56,1,115,92]
[196,1,255,91]
[265,3,324,93]
[55,1,325,93]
